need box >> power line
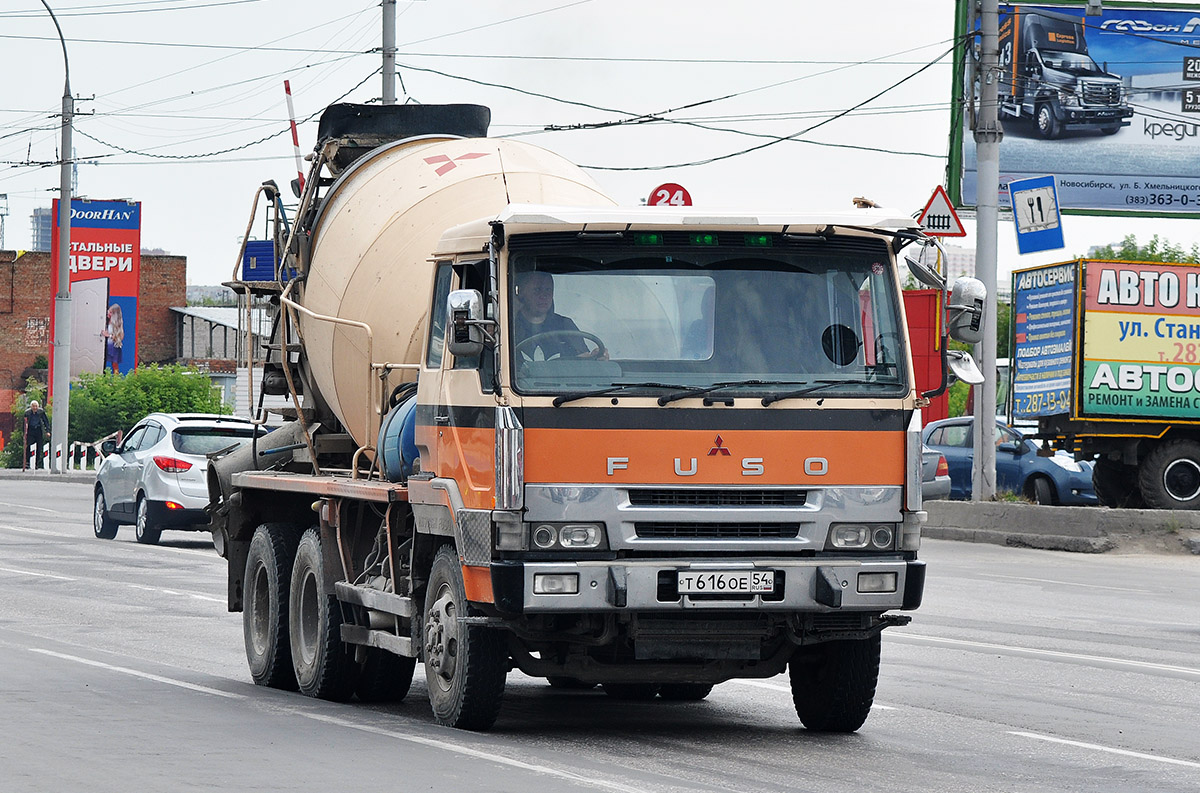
[0,0,264,18]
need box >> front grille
[628,489,807,507]
[636,522,799,539]
[1082,82,1120,106]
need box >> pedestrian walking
[23,399,48,471]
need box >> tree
[1089,234,1200,264]
[68,364,229,446]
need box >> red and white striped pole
[284,80,305,195]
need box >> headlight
[1059,91,1080,107]
[826,523,896,550]
[527,522,606,551]
[1049,455,1083,473]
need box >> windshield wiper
[657,379,807,406]
[552,382,691,407]
[760,379,891,406]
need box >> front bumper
[491,558,924,614]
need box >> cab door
[415,262,455,477]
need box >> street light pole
[42,0,73,474]
[382,0,396,105]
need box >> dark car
[922,417,1096,506]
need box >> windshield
[507,232,907,398]
[1040,50,1101,73]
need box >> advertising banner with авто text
[1011,262,1078,419]
[49,199,141,404]
[957,2,1200,215]
[1081,260,1200,418]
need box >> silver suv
[94,413,263,544]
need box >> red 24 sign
[648,183,692,206]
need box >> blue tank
[377,393,419,482]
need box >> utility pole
[43,0,73,474]
[382,0,396,105]
[972,0,1002,501]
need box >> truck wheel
[1139,440,1200,509]
[93,489,118,540]
[790,634,880,732]
[244,523,299,690]
[134,497,162,545]
[1028,476,1055,506]
[601,683,660,700]
[289,528,356,701]
[423,545,507,729]
[1093,459,1144,508]
[355,648,416,703]
[658,683,714,701]
[1035,104,1059,139]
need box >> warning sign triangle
[917,185,966,237]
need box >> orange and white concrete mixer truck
[208,103,986,731]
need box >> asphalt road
[1,479,1197,793]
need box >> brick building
[0,249,186,440]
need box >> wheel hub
[1163,458,1200,502]
[424,585,459,686]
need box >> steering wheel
[515,330,607,361]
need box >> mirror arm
[922,334,952,399]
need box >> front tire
[243,524,299,690]
[134,497,161,545]
[423,546,507,730]
[1035,104,1059,139]
[289,528,356,701]
[1139,440,1200,509]
[1029,476,1055,506]
[790,634,880,733]
[93,490,118,540]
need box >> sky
[3,0,1200,288]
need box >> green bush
[69,364,229,443]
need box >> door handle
[435,415,450,425]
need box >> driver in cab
[513,271,604,360]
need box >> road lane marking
[299,711,657,793]
[982,574,1151,594]
[891,633,1200,677]
[126,583,224,603]
[1010,731,1200,769]
[0,522,221,560]
[0,565,76,581]
[29,649,245,700]
[0,500,62,514]
[0,524,67,537]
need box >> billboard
[954,2,1200,214]
[49,200,141,399]
[1011,261,1078,419]
[1081,259,1200,418]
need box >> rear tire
[658,683,714,701]
[423,546,507,730]
[243,523,299,690]
[790,634,880,733]
[601,683,660,700]
[1093,458,1143,508]
[1139,440,1200,509]
[93,490,118,540]
[355,648,416,703]
[134,497,161,545]
[289,528,356,701]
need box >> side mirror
[947,349,984,385]
[447,289,486,358]
[998,441,1021,454]
[946,277,986,344]
[100,440,117,455]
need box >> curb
[925,500,1200,554]
[0,469,96,484]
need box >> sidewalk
[0,468,96,484]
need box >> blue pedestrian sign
[1008,175,1064,255]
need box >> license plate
[677,570,775,595]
